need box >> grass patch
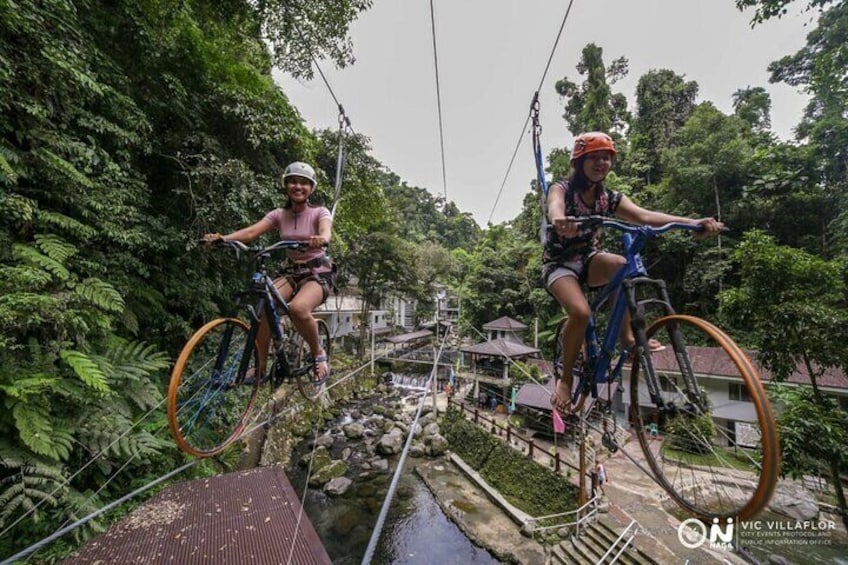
[662,443,759,472]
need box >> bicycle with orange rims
[552,216,779,521]
[167,239,331,458]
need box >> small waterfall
[389,372,430,391]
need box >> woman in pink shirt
[204,161,334,382]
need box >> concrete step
[552,519,659,565]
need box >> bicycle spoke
[167,319,260,457]
[629,315,778,520]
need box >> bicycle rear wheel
[629,314,779,521]
[293,319,331,402]
[167,318,261,457]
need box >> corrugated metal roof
[384,329,433,343]
[482,316,528,331]
[66,467,331,565]
[461,338,540,357]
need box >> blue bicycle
[167,239,332,458]
[551,216,778,521]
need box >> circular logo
[677,518,708,549]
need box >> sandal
[312,353,330,386]
[550,387,575,417]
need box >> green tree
[732,86,772,134]
[554,43,630,137]
[770,385,848,530]
[720,231,848,526]
[626,69,699,185]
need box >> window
[728,382,752,402]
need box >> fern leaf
[12,403,63,460]
[0,374,59,399]
[0,266,53,292]
[59,350,109,392]
[12,243,70,280]
[72,278,125,313]
[0,447,66,526]
[35,210,97,239]
[0,150,18,184]
[34,233,78,263]
[0,192,35,224]
[33,148,94,189]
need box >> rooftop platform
[66,467,331,564]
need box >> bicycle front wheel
[293,319,332,402]
[629,314,779,521]
[167,318,261,457]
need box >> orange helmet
[570,132,617,162]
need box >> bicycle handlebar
[548,216,712,237]
[201,238,321,256]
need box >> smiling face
[285,175,314,203]
[581,151,613,184]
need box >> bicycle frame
[216,240,305,385]
[568,219,700,406]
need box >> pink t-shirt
[262,205,331,265]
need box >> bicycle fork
[623,277,707,416]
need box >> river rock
[300,445,331,470]
[324,477,353,496]
[377,428,404,455]
[343,422,366,439]
[769,480,819,520]
[314,434,334,448]
[309,460,348,487]
[427,434,448,456]
[370,458,389,472]
[423,422,440,437]
[410,443,426,458]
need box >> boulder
[769,480,820,521]
[324,476,353,496]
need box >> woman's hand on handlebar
[201,233,225,248]
[692,217,724,239]
[551,215,580,238]
[307,235,329,250]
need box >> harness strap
[531,91,549,245]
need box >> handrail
[527,496,599,534]
[596,519,637,564]
[448,398,581,474]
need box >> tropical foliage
[1,0,847,558]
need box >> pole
[578,419,587,507]
[370,318,375,376]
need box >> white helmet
[282,161,317,188]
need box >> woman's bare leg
[287,281,328,380]
[549,275,590,411]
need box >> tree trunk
[829,458,848,531]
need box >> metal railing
[524,496,599,536]
[596,519,638,564]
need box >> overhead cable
[486,0,577,224]
[429,0,449,203]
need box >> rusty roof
[66,467,331,565]
[482,316,528,331]
[384,329,433,343]
[461,337,540,358]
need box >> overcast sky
[273,0,814,226]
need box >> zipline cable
[361,328,452,565]
[486,0,577,224]
[429,0,449,203]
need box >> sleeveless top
[263,205,332,271]
[542,180,622,265]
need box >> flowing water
[287,456,499,564]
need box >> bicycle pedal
[602,432,618,453]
